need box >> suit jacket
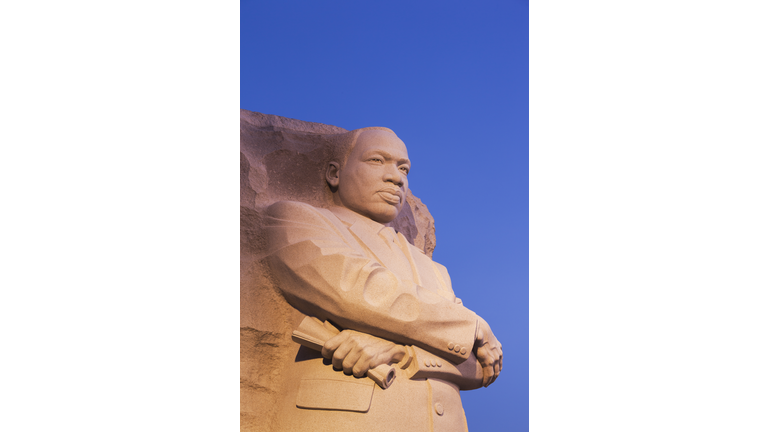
[263,200,484,432]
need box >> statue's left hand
[322,330,407,378]
[474,317,503,387]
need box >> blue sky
[242,1,529,429]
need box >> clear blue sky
[241,1,529,429]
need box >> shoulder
[265,201,345,232]
[266,201,340,223]
[266,200,321,217]
[404,241,443,267]
[264,202,362,254]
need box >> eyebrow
[364,149,410,166]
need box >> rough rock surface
[240,110,437,431]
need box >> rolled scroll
[291,316,397,389]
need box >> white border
[1,2,239,430]
[531,1,768,430]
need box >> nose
[383,163,404,187]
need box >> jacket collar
[328,206,413,278]
[328,205,389,234]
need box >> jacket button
[460,347,467,355]
[434,403,444,416]
[453,345,461,353]
[424,359,431,367]
[448,342,454,350]
[436,360,442,367]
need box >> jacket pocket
[295,378,375,413]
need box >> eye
[399,166,410,175]
[368,157,384,163]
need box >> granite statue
[240,111,502,432]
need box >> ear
[326,162,340,188]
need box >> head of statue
[326,127,410,224]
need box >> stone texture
[240,110,438,431]
[240,110,436,256]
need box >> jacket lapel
[395,232,423,286]
[328,206,410,278]
[348,221,409,277]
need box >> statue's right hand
[474,317,503,387]
[322,330,407,378]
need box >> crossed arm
[264,201,502,386]
[323,318,502,388]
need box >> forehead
[352,130,409,158]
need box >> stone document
[240,110,502,432]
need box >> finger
[487,360,497,386]
[332,340,354,370]
[352,355,372,378]
[487,350,500,386]
[322,332,348,359]
[338,338,364,374]
[341,345,362,375]
[482,365,493,387]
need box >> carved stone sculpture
[241,110,502,432]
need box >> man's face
[336,130,411,224]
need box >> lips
[378,187,402,205]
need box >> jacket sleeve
[264,201,478,364]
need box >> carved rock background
[240,110,437,431]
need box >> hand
[322,330,407,378]
[474,317,503,387]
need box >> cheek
[352,171,376,189]
[346,179,367,202]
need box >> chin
[370,206,401,224]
